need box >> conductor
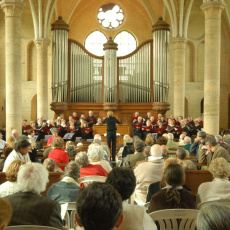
[101,110,120,161]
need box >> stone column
[0,0,25,138]
[34,39,50,120]
[201,1,225,135]
[172,38,187,118]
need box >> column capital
[201,1,225,19]
[0,0,25,18]
[103,37,118,50]
[172,37,187,50]
[33,38,51,50]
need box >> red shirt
[47,136,62,146]
[48,148,69,170]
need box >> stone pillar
[172,38,187,118]
[201,1,225,135]
[34,39,50,120]
[0,0,25,138]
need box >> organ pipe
[51,16,69,102]
[152,17,170,102]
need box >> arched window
[114,31,137,57]
[85,31,107,56]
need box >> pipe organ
[51,17,171,117]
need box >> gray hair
[43,158,56,172]
[17,163,49,194]
[134,140,145,152]
[205,135,217,146]
[223,135,230,144]
[51,128,58,134]
[215,135,223,142]
[176,147,187,160]
[64,161,80,180]
[184,136,191,145]
[89,144,104,161]
[75,152,89,168]
[167,133,174,140]
[143,146,151,157]
[94,134,102,141]
[180,134,186,140]
[66,145,75,153]
[197,205,230,230]
[197,131,206,139]
[150,144,163,157]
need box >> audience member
[183,136,191,152]
[198,135,230,167]
[2,147,13,158]
[155,136,168,146]
[145,134,154,146]
[48,137,69,171]
[89,144,112,172]
[0,131,9,150]
[106,167,156,230]
[166,133,179,149]
[190,131,206,157]
[47,128,61,146]
[197,157,230,204]
[126,140,145,169]
[197,205,230,230]
[3,140,31,172]
[75,152,108,178]
[0,198,13,230]
[43,158,62,172]
[11,129,19,142]
[176,147,196,170]
[0,160,25,197]
[134,144,164,204]
[6,163,63,228]
[94,134,111,158]
[47,161,81,202]
[161,145,169,158]
[148,164,196,213]
[75,182,124,230]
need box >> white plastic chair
[149,209,199,230]
[77,175,106,187]
[60,202,77,230]
[5,226,60,230]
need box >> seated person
[47,128,62,146]
[48,137,69,171]
[197,205,230,230]
[134,144,164,204]
[125,140,145,169]
[0,198,13,230]
[132,116,143,139]
[176,147,196,170]
[75,182,124,230]
[88,144,112,173]
[75,152,108,179]
[148,164,196,213]
[166,133,179,149]
[0,160,25,197]
[80,121,93,140]
[3,140,31,172]
[47,161,81,202]
[197,157,230,204]
[106,167,156,230]
[6,163,63,229]
[43,158,63,172]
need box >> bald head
[184,136,191,145]
[150,144,163,157]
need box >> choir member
[132,116,143,139]
[142,119,153,140]
[81,121,93,140]
[87,110,96,127]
